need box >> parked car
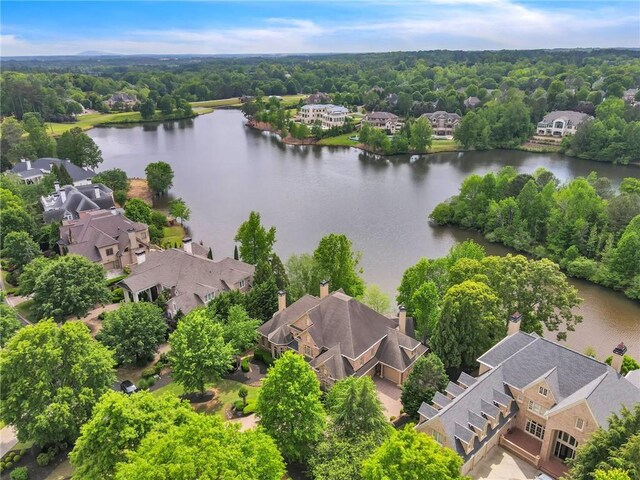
[120,380,138,395]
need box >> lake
[89,109,640,359]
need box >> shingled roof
[11,158,95,184]
[41,183,115,223]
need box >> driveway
[469,446,538,480]
[373,377,403,419]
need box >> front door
[375,363,382,377]
[553,431,578,461]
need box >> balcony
[500,428,541,467]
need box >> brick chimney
[135,249,146,265]
[508,312,522,336]
[320,280,329,299]
[110,207,117,216]
[182,237,192,255]
[54,181,60,193]
[127,227,138,251]
[94,185,101,199]
[612,342,627,374]
[278,290,286,312]
[398,306,407,335]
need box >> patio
[469,446,538,480]
[501,427,542,466]
[373,377,403,419]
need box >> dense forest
[430,169,640,300]
[2,49,639,162]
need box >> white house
[537,111,592,137]
[298,104,349,129]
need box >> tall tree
[1,230,40,269]
[234,211,276,265]
[0,320,115,446]
[360,284,392,314]
[256,351,326,462]
[22,112,56,158]
[93,168,130,193]
[114,413,285,480]
[70,391,193,480]
[285,253,317,302]
[32,254,110,321]
[313,233,365,297]
[145,161,174,195]
[362,427,465,480]
[97,302,167,365]
[0,302,22,348]
[56,127,103,168]
[168,197,191,225]
[218,304,260,354]
[400,353,448,418]
[169,309,233,394]
[410,117,433,153]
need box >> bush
[13,454,21,462]
[114,190,128,206]
[241,357,250,372]
[10,466,28,480]
[253,348,273,366]
[19,450,26,456]
[137,376,156,390]
[5,461,13,469]
[111,287,124,303]
[157,352,170,367]
[233,399,245,411]
[243,402,256,415]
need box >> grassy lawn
[429,138,463,153]
[152,378,261,418]
[191,94,306,109]
[317,132,359,147]
[161,225,186,248]
[15,299,37,322]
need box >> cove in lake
[89,110,640,359]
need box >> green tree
[0,205,35,248]
[0,303,22,348]
[594,469,632,480]
[219,304,260,354]
[168,197,191,225]
[234,211,276,265]
[401,353,448,418]
[0,320,115,446]
[169,309,233,394]
[22,112,56,158]
[256,351,325,462]
[145,161,174,195]
[313,233,365,297]
[238,385,249,407]
[1,230,40,269]
[17,256,51,295]
[410,281,440,340]
[32,255,110,321]
[56,127,103,168]
[114,413,285,480]
[285,253,317,302]
[361,284,392,314]
[410,117,433,153]
[309,433,380,480]
[70,391,193,480]
[97,302,167,365]
[362,426,464,480]
[93,168,130,193]
[124,198,152,225]
[140,99,156,119]
[431,280,504,369]
[157,95,176,115]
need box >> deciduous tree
[145,161,174,195]
[168,197,191,225]
[1,230,40,269]
[361,284,392,314]
[234,211,276,265]
[401,353,448,418]
[313,233,365,297]
[56,127,103,168]
[124,198,152,225]
[0,302,21,348]
[285,253,317,302]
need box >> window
[303,345,313,357]
[575,417,584,431]
[105,248,114,256]
[432,430,444,445]
[538,386,548,397]
[528,400,547,416]
[525,418,546,439]
[239,279,245,288]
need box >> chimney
[278,290,287,312]
[320,280,329,299]
[398,306,407,335]
[127,227,138,251]
[25,159,32,170]
[94,185,101,199]
[60,188,67,203]
[135,249,146,265]
[508,312,522,336]
[54,181,60,192]
[182,237,192,255]
[110,207,117,216]
[612,342,627,374]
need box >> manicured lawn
[317,132,359,147]
[191,94,306,109]
[152,378,261,418]
[15,299,37,322]
[161,225,186,248]
[429,138,463,153]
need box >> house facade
[421,111,461,136]
[58,209,150,271]
[258,282,427,388]
[623,88,638,105]
[417,314,639,477]
[106,92,138,109]
[119,239,254,317]
[537,111,592,137]
[298,104,349,129]
[362,112,402,134]
[40,182,116,223]
[10,158,95,185]
[305,92,332,104]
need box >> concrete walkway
[229,414,258,431]
[469,446,538,480]
[0,426,18,456]
[374,377,403,419]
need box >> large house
[623,88,638,105]
[362,112,402,134]
[305,92,332,104]
[58,209,150,271]
[464,96,481,108]
[258,282,428,388]
[417,314,639,477]
[537,111,592,137]
[40,182,116,223]
[119,239,254,317]
[10,158,95,185]
[298,104,349,129]
[105,92,138,109]
[421,111,461,136]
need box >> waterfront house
[58,209,150,271]
[536,111,592,137]
[416,313,640,477]
[305,92,332,104]
[41,182,116,223]
[421,111,461,136]
[362,112,402,134]
[10,158,95,185]
[258,282,427,388]
[119,238,254,317]
[464,96,481,108]
[298,104,349,129]
[105,92,138,109]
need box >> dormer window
[239,279,245,288]
[538,386,548,397]
[575,417,584,431]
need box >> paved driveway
[469,446,538,480]
[373,377,403,419]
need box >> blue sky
[1,1,639,56]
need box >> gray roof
[422,111,461,122]
[58,210,147,263]
[465,96,481,107]
[626,369,640,388]
[41,183,115,223]
[11,158,95,183]
[539,110,591,126]
[477,331,536,368]
[363,112,399,122]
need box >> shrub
[114,190,128,206]
[157,352,170,367]
[5,461,12,469]
[141,366,157,378]
[233,399,245,411]
[243,402,256,415]
[19,450,26,456]
[13,454,21,462]
[0,464,4,474]
[137,377,156,390]
[111,287,124,303]
[106,274,128,286]
[241,357,250,372]
[253,348,273,366]
[10,466,28,480]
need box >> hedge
[253,349,273,366]
[241,357,250,372]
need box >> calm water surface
[90,110,639,359]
